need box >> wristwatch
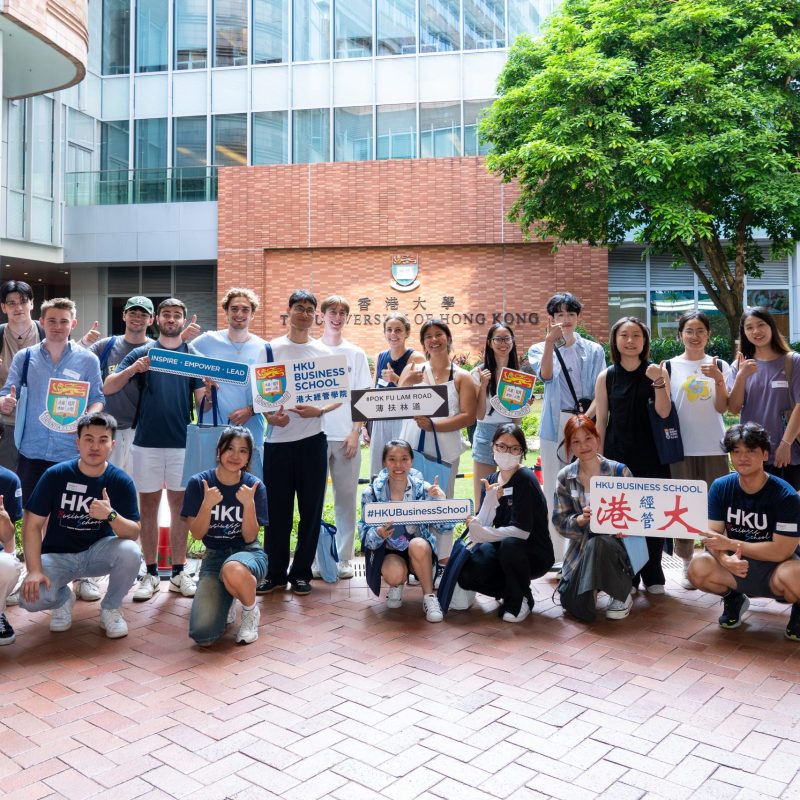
[106,510,118,523]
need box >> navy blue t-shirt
[118,340,202,449]
[181,469,268,550]
[26,459,140,554]
[708,473,800,556]
[0,466,22,551]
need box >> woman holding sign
[367,313,425,479]
[181,427,268,646]
[358,439,451,622]
[471,324,521,507]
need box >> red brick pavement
[2,567,800,799]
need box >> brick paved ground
[1,564,799,800]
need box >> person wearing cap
[104,298,207,600]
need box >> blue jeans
[20,537,141,612]
[189,545,268,646]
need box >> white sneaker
[423,593,443,623]
[646,584,666,595]
[169,572,196,597]
[449,582,475,611]
[235,605,260,644]
[50,588,76,632]
[502,597,531,623]
[132,573,160,602]
[75,578,102,602]
[387,585,404,608]
[6,590,19,607]
[99,607,129,638]
[606,594,633,620]
[680,560,695,589]
[337,560,355,579]
[227,599,239,625]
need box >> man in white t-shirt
[318,296,371,579]
[257,291,336,596]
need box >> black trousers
[263,432,328,583]
[18,454,57,505]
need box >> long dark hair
[609,316,651,366]
[480,323,519,398]
[739,307,790,359]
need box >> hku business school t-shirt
[181,469,268,549]
[26,459,139,554]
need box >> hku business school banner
[251,356,350,411]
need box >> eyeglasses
[292,306,316,316]
[493,442,524,455]
[3,300,29,308]
[491,336,513,344]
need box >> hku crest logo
[390,255,420,293]
[254,364,289,405]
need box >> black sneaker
[0,613,15,646]
[786,603,800,641]
[719,591,750,629]
[256,578,288,595]
[291,579,312,596]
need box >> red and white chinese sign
[589,477,707,540]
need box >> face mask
[494,451,522,470]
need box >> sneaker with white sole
[502,597,531,623]
[132,573,160,602]
[449,582,475,611]
[236,605,260,644]
[75,578,102,602]
[169,572,196,597]
[605,594,633,620]
[227,599,239,625]
[423,593,443,623]
[680,560,695,589]
[99,607,128,638]
[6,590,19,607]
[337,560,355,579]
[0,613,15,645]
[387,585,404,609]
[50,588,76,632]
[645,584,666,595]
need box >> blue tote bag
[180,386,226,486]
[412,425,453,489]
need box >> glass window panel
[32,96,54,198]
[102,0,130,75]
[377,0,415,55]
[377,103,416,159]
[7,192,25,239]
[420,0,459,53]
[253,0,288,63]
[508,0,552,41]
[69,109,95,150]
[31,198,54,243]
[135,118,167,167]
[215,0,248,66]
[174,116,208,166]
[463,0,504,49]
[650,290,695,339]
[213,114,247,165]
[747,289,790,339]
[253,111,288,163]
[334,106,373,161]
[175,0,208,69]
[294,0,331,61]
[293,109,330,163]
[698,292,733,339]
[8,100,25,192]
[335,0,372,58]
[67,145,93,173]
[136,0,168,72]
[608,292,647,334]
[464,99,493,156]
[420,101,461,158]
[101,120,130,171]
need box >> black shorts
[385,545,436,577]
[734,554,799,601]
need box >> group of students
[0,282,799,648]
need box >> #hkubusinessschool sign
[362,498,474,525]
[350,386,448,422]
[589,476,707,540]
[251,355,350,411]
[148,348,250,385]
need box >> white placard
[363,499,473,525]
[251,355,349,411]
[589,476,707,539]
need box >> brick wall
[217,158,609,362]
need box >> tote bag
[436,532,473,614]
[647,398,684,465]
[180,386,226,486]
[315,520,339,583]
[411,426,453,489]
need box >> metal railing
[65,166,218,206]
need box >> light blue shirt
[528,334,606,442]
[1,341,104,462]
[191,330,267,446]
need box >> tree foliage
[481,0,800,340]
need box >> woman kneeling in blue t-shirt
[181,426,268,646]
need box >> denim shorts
[201,544,268,582]
[472,421,503,465]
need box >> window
[135,118,168,202]
[213,114,247,165]
[136,0,168,72]
[174,117,207,167]
[293,109,330,163]
[747,289,790,339]
[101,121,130,171]
[463,0,504,50]
[294,0,331,61]
[335,0,372,58]
[509,0,550,42]
[175,0,208,69]
[420,102,461,158]
[31,96,54,243]
[650,290,695,339]
[334,106,373,161]
[216,0,248,66]
[608,292,647,333]
[377,0,415,55]
[102,0,130,75]
[68,110,95,173]
[253,0,288,63]
[7,100,25,239]
[377,104,416,159]
[420,0,459,53]
[464,100,493,156]
[698,293,732,339]
[253,112,288,164]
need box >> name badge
[376,378,389,387]
[772,380,789,388]
[66,482,87,493]
[63,369,80,380]
[502,487,514,497]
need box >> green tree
[481,0,800,342]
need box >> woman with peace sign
[181,426,268,646]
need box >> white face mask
[494,451,522,470]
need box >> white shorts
[130,445,187,493]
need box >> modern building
[2,1,796,355]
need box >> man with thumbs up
[19,412,141,638]
[690,422,800,640]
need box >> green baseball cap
[124,296,154,315]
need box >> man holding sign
[690,423,800,639]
